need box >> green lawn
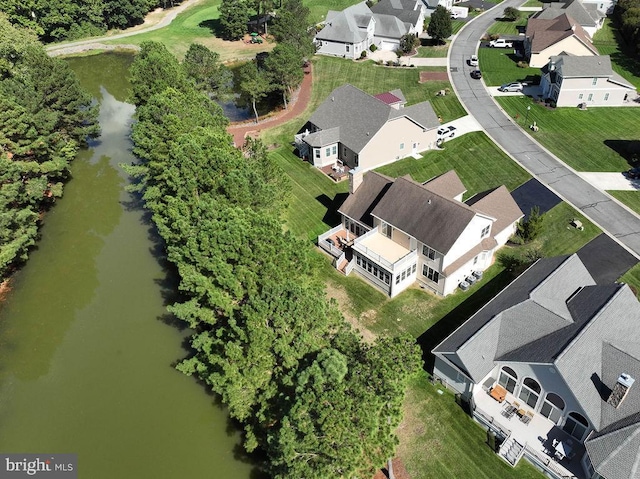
[304,0,360,24]
[593,19,640,90]
[522,0,543,6]
[621,263,640,297]
[477,47,540,86]
[496,96,640,172]
[487,15,529,36]
[415,42,450,58]
[400,374,546,479]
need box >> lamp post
[524,105,531,126]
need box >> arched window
[498,366,518,393]
[563,412,589,441]
[540,392,565,423]
[518,377,541,408]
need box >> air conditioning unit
[459,281,470,291]
[466,275,477,285]
[473,270,483,280]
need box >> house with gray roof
[317,169,523,297]
[294,84,440,171]
[532,0,605,37]
[314,1,425,58]
[432,254,640,479]
[540,54,636,107]
[525,13,599,67]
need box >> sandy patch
[325,282,377,343]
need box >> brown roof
[371,176,477,254]
[466,185,524,235]
[423,170,467,199]
[526,13,598,55]
[338,171,394,227]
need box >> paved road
[449,0,640,259]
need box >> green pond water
[0,52,254,478]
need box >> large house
[295,84,440,172]
[317,169,523,297]
[525,13,599,68]
[314,1,425,58]
[540,54,636,107]
[432,254,640,479]
[530,0,605,38]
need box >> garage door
[380,41,398,51]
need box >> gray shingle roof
[338,171,395,226]
[302,127,341,147]
[316,2,373,43]
[372,13,409,39]
[586,420,640,479]
[306,84,438,153]
[535,0,603,28]
[371,176,477,254]
[551,53,613,77]
[371,0,422,27]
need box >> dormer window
[481,225,490,238]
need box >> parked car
[470,69,482,79]
[437,125,457,138]
[489,38,513,48]
[625,167,640,179]
[498,82,524,92]
[469,54,478,67]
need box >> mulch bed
[419,71,449,82]
[372,458,411,479]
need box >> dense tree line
[614,0,640,53]
[128,41,422,478]
[0,15,98,280]
[0,0,181,43]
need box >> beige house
[525,13,599,68]
[318,170,523,297]
[540,54,636,107]
[295,84,440,172]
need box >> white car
[489,38,513,48]
[469,54,478,67]
[437,125,457,138]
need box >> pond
[0,52,256,479]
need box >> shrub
[517,206,544,242]
[503,6,520,21]
[360,51,367,59]
[369,44,377,52]
[517,61,529,68]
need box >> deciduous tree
[427,6,452,44]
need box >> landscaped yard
[477,47,540,86]
[415,41,450,58]
[487,15,529,36]
[593,19,640,90]
[399,374,546,479]
[495,96,640,172]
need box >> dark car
[470,69,482,79]
[625,167,640,179]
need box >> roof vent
[331,96,335,101]
[607,373,635,408]
[427,199,432,205]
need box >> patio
[473,384,586,479]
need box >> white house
[540,54,636,106]
[318,170,524,297]
[433,254,640,479]
[295,84,440,172]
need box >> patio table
[490,384,507,403]
[555,440,572,460]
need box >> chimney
[607,373,635,408]
[349,167,364,194]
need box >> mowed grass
[305,0,360,24]
[496,96,640,172]
[477,47,540,86]
[415,42,450,58]
[487,15,529,36]
[608,191,640,216]
[399,374,546,479]
[593,19,640,89]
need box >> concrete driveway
[448,0,640,259]
[578,172,640,191]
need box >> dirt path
[228,64,313,147]
[46,0,203,56]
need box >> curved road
[449,0,640,259]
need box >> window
[412,264,416,274]
[314,149,320,158]
[481,225,490,238]
[423,265,439,283]
[592,78,597,86]
[396,275,400,285]
[498,366,518,393]
[346,45,350,52]
[588,93,593,101]
[563,412,589,440]
[540,392,565,424]
[382,223,392,238]
[332,145,337,155]
[384,273,390,284]
[604,93,610,101]
[356,255,361,266]
[400,143,405,150]
[473,256,478,265]
[401,270,406,280]
[343,146,347,156]
[578,93,583,100]
[326,148,331,157]
[518,377,541,408]
[423,245,436,260]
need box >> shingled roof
[316,3,373,43]
[548,54,636,89]
[526,13,598,55]
[338,171,395,227]
[532,0,604,31]
[305,84,439,154]
[371,0,422,28]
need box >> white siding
[442,215,492,271]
